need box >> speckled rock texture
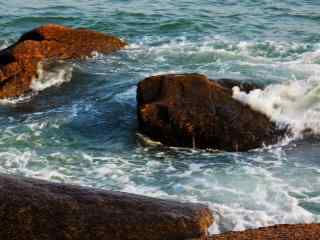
[0,174,213,240]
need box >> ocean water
[1,0,320,234]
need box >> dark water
[1,0,320,233]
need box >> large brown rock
[0,174,213,240]
[0,24,126,98]
[208,224,320,240]
[137,74,284,151]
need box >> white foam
[0,93,36,105]
[113,86,137,104]
[0,35,319,235]
[127,36,313,65]
[0,61,73,105]
[209,200,316,234]
[233,75,320,137]
[31,61,73,92]
[0,40,8,50]
[0,144,319,234]
[206,163,319,233]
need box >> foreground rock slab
[0,174,213,240]
[208,224,320,240]
[0,24,126,98]
[137,74,284,151]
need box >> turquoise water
[1,0,320,233]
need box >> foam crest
[127,36,314,65]
[0,61,74,105]
[233,75,320,137]
[0,40,8,50]
[0,142,319,234]
[31,61,73,92]
[210,200,316,234]
[0,93,36,105]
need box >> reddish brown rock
[0,24,126,98]
[137,73,284,151]
[0,174,213,240]
[208,224,320,240]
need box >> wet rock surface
[0,24,126,98]
[208,224,320,240]
[137,73,284,151]
[0,174,213,240]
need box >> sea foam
[0,60,73,105]
[233,72,320,138]
[31,61,73,92]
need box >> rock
[208,224,320,240]
[137,73,284,151]
[0,174,213,240]
[0,24,126,98]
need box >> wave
[31,61,73,92]
[0,40,9,50]
[0,118,319,234]
[0,61,73,105]
[233,72,320,138]
[126,36,314,65]
[119,36,320,88]
[126,36,320,141]
[0,34,319,234]
[126,36,320,140]
[210,200,316,234]
[0,93,36,105]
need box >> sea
[1,0,320,234]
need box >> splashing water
[1,0,320,234]
[0,61,73,105]
[233,72,320,138]
[31,61,74,92]
[0,40,9,50]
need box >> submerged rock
[0,24,126,98]
[208,224,320,240]
[137,73,284,151]
[0,174,213,240]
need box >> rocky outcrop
[208,224,320,240]
[0,174,213,240]
[0,24,126,98]
[137,73,284,151]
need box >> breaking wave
[0,40,8,50]
[31,61,74,92]
[232,46,320,139]
[125,36,320,143]
[0,61,73,105]
[1,27,320,235]
[234,80,320,136]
